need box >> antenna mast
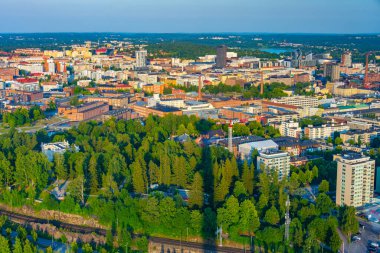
[285,195,291,242]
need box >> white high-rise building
[135,50,147,68]
[335,153,375,207]
[257,150,290,180]
[47,59,56,74]
[280,121,302,138]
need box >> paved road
[339,218,380,253]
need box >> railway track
[150,236,252,253]
[0,209,107,236]
[0,209,251,252]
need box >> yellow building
[44,50,64,58]
[165,78,177,86]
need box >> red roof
[30,73,43,76]
[17,78,38,83]
[116,84,131,88]
[96,48,107,54]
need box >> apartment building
[340,129,380,145]
[84,94,132,108]
[304,123,349,140]
[135,50,147,68]
[335,153,375,207]
[142,83,165,94]
[279,121,302,138]
[257,150,290,180]
[263,112,300,124]
[324,63,340,82]
[272,95,320,108]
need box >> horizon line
[0,32,379,36]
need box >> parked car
[352,235,361,242]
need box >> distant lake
[260,48,291,54]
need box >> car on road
[352,235,361,242]
[368,247,377,253]
[368,241,379,249]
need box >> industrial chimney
[228,121,233,153]
[198,75,203,100]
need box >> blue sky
[0,0,379,33]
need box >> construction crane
[364,51,379,89]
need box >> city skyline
[0,0,379,34]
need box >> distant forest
[0,33,379,62]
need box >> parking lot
[343,218,380,253]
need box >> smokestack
[260,71,264,95]
[228,122,233,153]
[364,52,370,89]
[198,75,202,100]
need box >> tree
[256,227,283,251]
[88,154,99,194]
[131,156,147,194]
[290,218,304,248]
[304,229,317,253]
[339,206,359,239]
[217,196,240,231]
[328,228,342,252]
[257,172,270,210]
[233,181,248,200]
[334,137,343,146]
[22,240,34,253]
[288,172,300,194]
[233,124,250,136]
[67,175,85,205]
[160,155,171,185]
[172,156,187,187]
[241,161,254,195]
[312,165,318,179]
[54,153,67,180]
[148,161,160,185]
[316,193,334,214]
[319,180,330,193]
[0,152,12,187]
[70,96,80,106]
[0,235,10,253]
[264,205,280,225]
[190,210,203,235]
[188,172,204,208]
[82,243,93,253]
[13,237,23,253]
[239,200,260,235]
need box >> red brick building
[294,73,310,83]
[132,104,182,118]
[0,68,19,81]
[58,102,109,121]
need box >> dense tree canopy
[0,114,354,251]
